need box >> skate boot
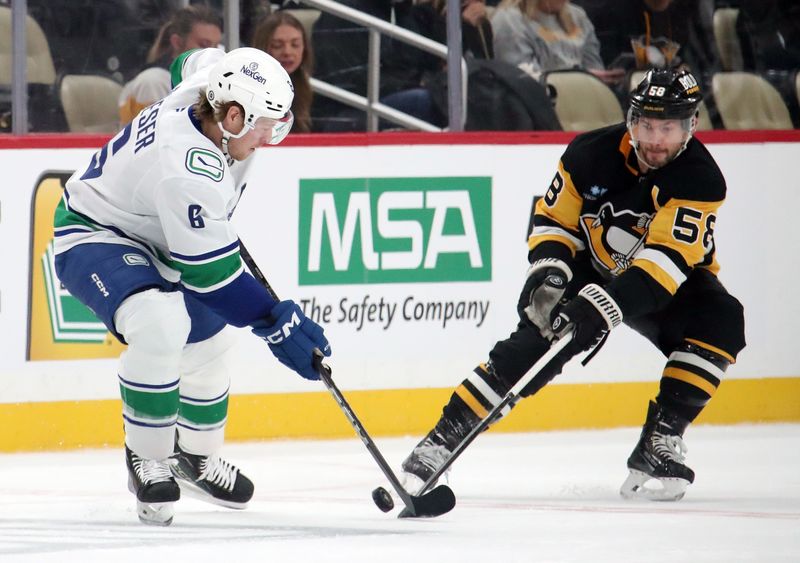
[401,431,454,495]
[126,446,181,526]
[171,447,254,509]
[620,401,695,501]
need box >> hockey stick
[238,240,456,518]
[398,329,574,518]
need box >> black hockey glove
[552,284,623,351]
[517,258,572,340]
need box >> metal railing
[5,0,467,134]
[298,0,467,132]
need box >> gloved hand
[517,258,572,340]
[551,284,623,351]
[252,300,331,380]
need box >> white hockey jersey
[54,49,253,296]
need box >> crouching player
[401,69,745,502]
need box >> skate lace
[133,456,174,485]
[198,455,239,492]
[651,432,688,463]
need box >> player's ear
[223,105,245,133]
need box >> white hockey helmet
[206,47,295,145]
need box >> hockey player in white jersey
[52,47,330,526]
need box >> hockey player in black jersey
[401,68,746,502]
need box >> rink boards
[0,131,798,451]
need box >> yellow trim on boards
[0,377,798,453]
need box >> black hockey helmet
[629,68,702,120]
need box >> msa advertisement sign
[298,177,492,285]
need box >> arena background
[1,130,797,452]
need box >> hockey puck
[371,486,394,512]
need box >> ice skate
[171,447,254,509]
[401,433,453,495]
[126,446,180,526]
[620,401,694,501]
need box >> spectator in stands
[737,0,800,72]
[252,11,314,133]
[491,0,625,85]
[118,5,222,125]
[574,0,718,77]
[310,0,441,130]
[420,0,495,60]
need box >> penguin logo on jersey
[580,202,652,275]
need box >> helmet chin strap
[217,121,251,166]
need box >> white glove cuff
[578,284,623,329]
[526,258,573,282]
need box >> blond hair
[499,0,578,36]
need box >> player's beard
[639,144,677,169]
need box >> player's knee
[700,292,746,359]
[115,289,191,356]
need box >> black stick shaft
[238,239,422,513]
[417,330,574,496]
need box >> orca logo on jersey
[186,148,224,182]
[123,254,150,267]
[264,311,302,344]
[241,63,267,85]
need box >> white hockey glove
[517,258,572,340]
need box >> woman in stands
[252,11,315,133]
[491,0,624,85]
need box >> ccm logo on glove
[252,300,331,380]
[263,310,302,344]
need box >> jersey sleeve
[170,48,225,88]
[527,159,586,264]
[154,152,275,326]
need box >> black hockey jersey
[529,123,726,317]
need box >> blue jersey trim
[188,106,203,134]
[170,240,239,262]
[118,375,179,391]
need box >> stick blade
[397,485,456,519]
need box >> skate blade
[620,469,689,502]
[174,478,249,510]
[137,500,175,526]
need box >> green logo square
[299,177,492,285]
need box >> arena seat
[544,70,623,131]
[282,9,321,40]
[60,74,122,133]
[712,72,793,130]
[0,6,56,86]
[713,8,744,72]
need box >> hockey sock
[432,362,514,450]
[657,341,731,424]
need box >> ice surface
[0,424,797,562]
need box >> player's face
[227,117,276,160]
[631,116,689,169]
[268,24,304,75]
